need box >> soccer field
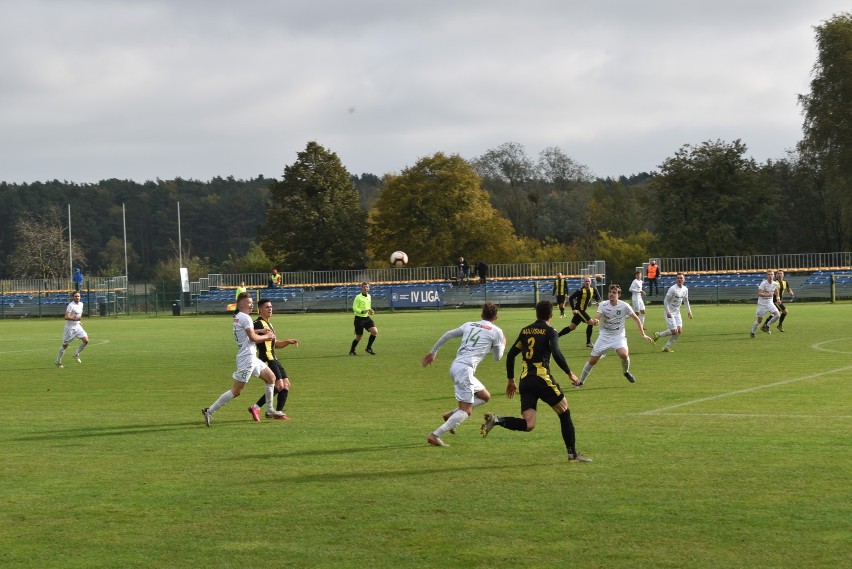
[1,302,849,569]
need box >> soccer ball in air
[390,251,408,267]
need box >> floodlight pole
[68,204,73,281]
[122,203,128,279]
[177,201,183,268]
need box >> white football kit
[62,301,87,345]
[664,284,690,329]
[591,300,635,356]
[429,320,505,403]
[232,311,267,382]
[629,278,645,313]
[756,279,780,317]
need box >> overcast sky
[0,0,848,184]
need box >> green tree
[369,152,519,266]
[98,236,141,277]
[594,230,656,287]
[219,242,274,274]
[650,139,774,257]
[797,11,852,250]
[263,142,367,271]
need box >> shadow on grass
[14,421,201,440]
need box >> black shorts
[556,295,566,305]
[265,359,287,380]
[519,372,565,412]
[570,309,592,326]
[354,316,375,335]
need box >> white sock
[56,347,66,362]
[434,409,468,437]
[639,314,645,325]
[265,383,275,411]
[579,362,593,384]
[472,397,487,408]
[621,357,630,373]
[752,322,760,333]
[766,314,780,327]
[210,390,235,413]
[74,343,87,357]
[658,330,672,337]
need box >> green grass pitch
[0,302,849,569]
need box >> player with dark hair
[421,302,505,447]
[552,272,568,318]
[558,277,601,348]
[202,292,286,426]
[248,298,300,421]
[481,300,591,463]
[350,282,377,355]
[577,284,653,387]
[767,270,795,332]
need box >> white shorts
[62,324,87,345]
[449,361,486,404]
[232,356,268,383]
[756,303,779,318]
[665,311,683,330]
[591,333,628,357]
[631,296,645,313]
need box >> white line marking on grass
[639,365,852,415]
[646,413,851,419]
[811,338,852,354]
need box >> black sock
[276,388,289,412]
[366,335,375,349]
[499,416,529,431]
[779,314,786,324]
[255,394,266,408]
[350,339,359,352]
[558,327,571,337]
[559,409,577,456]
[586,326,593,343]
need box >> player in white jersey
[750,270,780,338]
[202,292,286,426]
[421,302,505,447]
[652,272,693,352]
[628,270,646,325]
[577,284,652,386]
[55,291,89,368]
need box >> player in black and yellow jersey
[248,298,301,421]
[770,270,795,332]
[559,277,601,348]
[480,300,591,463]
[552,272,568,318]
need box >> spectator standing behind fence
[646,261,659,296]
[73,268,83,292]
[475,261,488,285]
[268,269,282,288]
[458,257,470,284]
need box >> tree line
[1,13,848,286]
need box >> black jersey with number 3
[506,319,572,380]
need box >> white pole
[177,201,182,268]
[68,203,73,281]
[122,203,129,279]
